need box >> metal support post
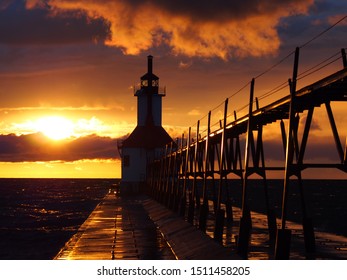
[326,102,344,163]
[164,142,173,206]
[179,128,191,217]
[160,145,169,204]
[157,147,166,202]
[188,121,200,224]
[199,111,211,232]
[237,78,254,259]
[214,99,228,242]
[275,47,300,259]
[175,134,185,213]
[168,142,178,210]
[342,48,347,68]
[257,125,277,241]
[296,108,316,254]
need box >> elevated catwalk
[146,48,347,259]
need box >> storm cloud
[5,0,315,59]
[47,0,314,59]
[0,133,120,162]
[0,131,342,165]
[0,0,110,45]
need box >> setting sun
[36,116,74,140]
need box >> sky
[0,0,346,178]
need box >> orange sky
[0,0,346,178]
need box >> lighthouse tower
[120,55,172,194]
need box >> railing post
[254,116,277,242]
[280,120,287,156]
[175,134,185,213]
[214,98,228,242]
[156,146,166,201]
[179,128,191,217]
[275,47,300,259]
[160,145,169,203]
[188,121,200,224]
[199,111,211,232]
[341,48,347,68]
[325,102,344,163]
[164,142,174,207]
[237,78,254,259]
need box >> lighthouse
[120,55,172,194]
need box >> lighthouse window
[152,80,159,87]
[123,155,130,167]
[141,80,148,87]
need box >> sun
[36,116,74,140]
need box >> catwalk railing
[146,47,347,259]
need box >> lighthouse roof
[141,72,159,81]
[141,55,159,81]
[122,125,172,149]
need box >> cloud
[21,0,314,59]
[178,60,193,69]
[328,14,347,26]
[0,0,13,10]
[188,109,201,116]
[299,115,321,131]
[0,0,110,45]
[0,133,120,162]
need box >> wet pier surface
[55,194,174,260]
[55,194,347,260]
[55,194,235,260]
[203,202,347,260]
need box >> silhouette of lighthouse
[120,55,172,194]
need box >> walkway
[55,194,174,260]
[202,203,347,259]
[54,194,236,260]
[55,193,347,260]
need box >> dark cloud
[0,133,120,162]
[277,0,347,51]
[126,0,312,22]
[29,0,314,59]
[0,0,13,10]
[0,0,110,45]
[1,132,339,164]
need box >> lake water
[0,178,346,259]
[0,178,115,260]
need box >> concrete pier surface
[55,194,237,260]
[55,194,347,260]
[202,203,347,260]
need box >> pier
[55,47,347,260]
[55,191,347,260]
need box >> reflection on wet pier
[55,191,347,260]
[55,194,175,260]
[201,201,347,260]
[55,193,236,260]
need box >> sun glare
[36,116,74,140]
